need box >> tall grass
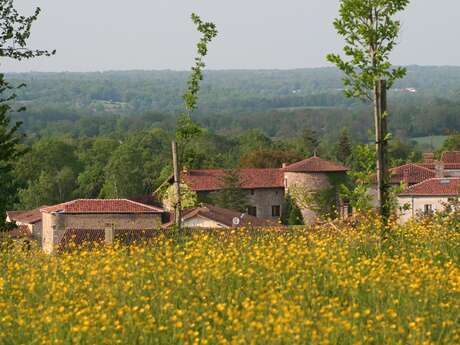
[1,220,459,344]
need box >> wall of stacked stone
[42,212,162,253]
[284,172,331,224]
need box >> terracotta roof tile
[388,164,436,184]
[442,151,460,164]
[41,199,163,214]
[183,169,284,191]
[6,206,47,224]
[164,205,279,228]
[399,178,460,196]
[283,156,348,173]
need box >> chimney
[435,161,445,178]
[282,163,288,169]
[423,152,435,163]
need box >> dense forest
[8,66,460,142]
[5,66,460,210]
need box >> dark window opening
[424,204,433,215]
[272,205,281,217]
[247,206,257,217]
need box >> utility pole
[172,140,181,230]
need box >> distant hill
[5,66,460,141]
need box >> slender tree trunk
[374,80,390,230]
[172,140,182,230]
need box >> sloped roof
[182,169,284,191]
[6,206,47,224]
[418,163,460,171]
[6,225,32,240]
[399,178,460,196]
[41,199,163,214]
[388,164,436,184]
[283,156,348,173]
[442,151,460,164]
[164,205,279,228]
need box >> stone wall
[284,172,332,224]
[397,196,450,223]
[42,212,162,253]
[247,188,285,219]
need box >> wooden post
[172,141,182,230]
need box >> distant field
[1,220,460,344]
[411,135,447,150]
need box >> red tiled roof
[41,199,163,214]
[6,206,47,224]
[399,178,460,196]
[388,164,436,184]
[183,169,284,191]
[283,156,348,173]
[442,151,460,164]
[418,163,460,171]
[164,205,279,228]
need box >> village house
[170,156,349,224]
[397,178,459,223]
[163,204,278,229]
[41,199,164,253]
[6,206,47,241]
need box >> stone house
[167,156,349,224]
[41,199,164,253]
[163,204,279,229]
[6,206,47,241]
[397,178,459,223]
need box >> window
[250,189,255,196]
[272,205,281,217]
[247,206,257,217]
[424,204,433,215]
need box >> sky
[2,0,460,72]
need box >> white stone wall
[397,196,450,223]
[183,216,227,229]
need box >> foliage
[336,128,352,163]
[341,144,376,213]
[441,131,460,152]
[163,183,198,212]
[2,220,460,344]
[176,14,217,147]
[301,127,319,156]
[326,0,409,100]
[209,169,248,212]
[239,148,303,169]
[281,194,304,225]
[0,0,54,227]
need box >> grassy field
[1,219,460,345]
[411,135,447,151]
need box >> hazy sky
[2,0,459,72]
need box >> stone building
[41,199,164,253]
[398,178,459,223]
[6,206,47,241]
[163,204,279,229]
[168,156,349,224]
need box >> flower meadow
[1,220,460,345]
